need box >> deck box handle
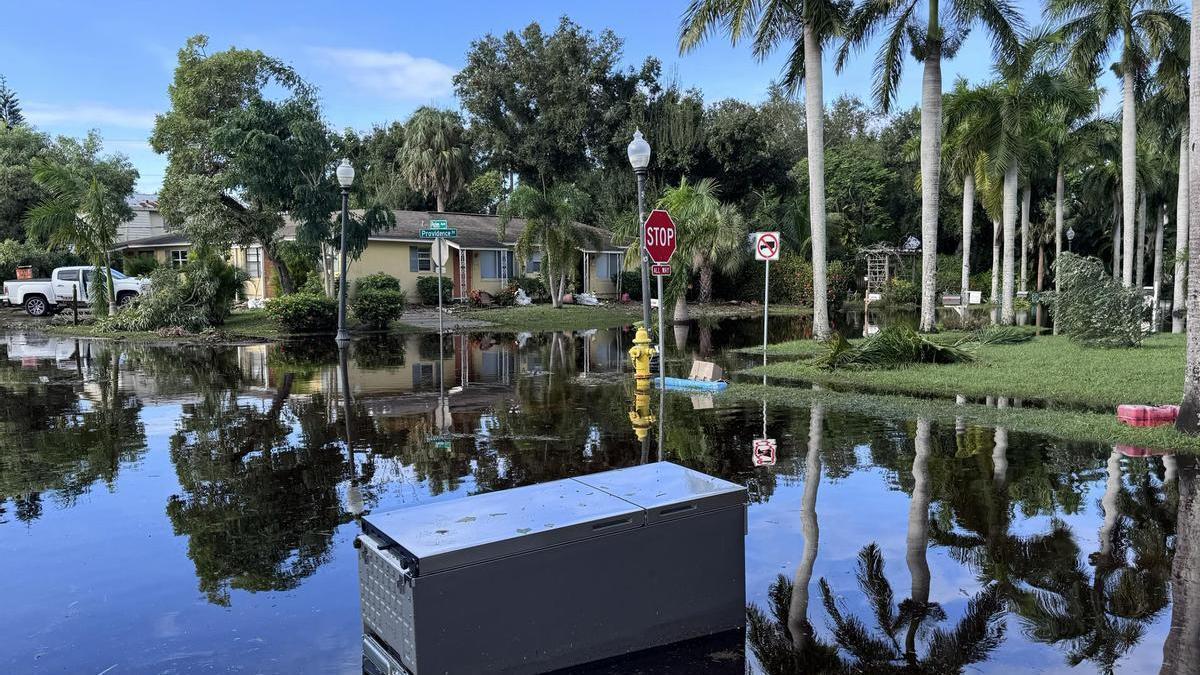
[591,516,633,531]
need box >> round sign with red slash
[753,232,780,262]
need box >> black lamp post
[627,130,652,329]
[335,158,355,343]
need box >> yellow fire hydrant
[628,389,655,441]
[628,323,657,393]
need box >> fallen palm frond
[966,325,1036,346]
[815,327,976,370]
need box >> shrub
[417,275,454,305]
[880,278,919,306]
[0,239,85,280]
[267,293,337,333]
[352,288,407,330]
[1049,252,1144,347]
[618,271,643,301]
[354,272,402,294]
[122,254,159,277]
[492,284,518,307]
[100,252,245,333]
[514,276,548,302]
[936,254,963,293]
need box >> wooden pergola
[860,242,920,297]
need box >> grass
[459,302,810,331]
[43,310,424,343]
[725,382,1200,454]
[744,333,1184,409]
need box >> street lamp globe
[1066,227,1075,242]
[336,158,355,189]
[627,129,651,171]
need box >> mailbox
[357,462,747,674]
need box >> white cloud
[312,47,456,100]
[24,102,158,129]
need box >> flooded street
[0,318,1193,673]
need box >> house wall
[469,249,513,296]
[230,245,270,300]
[115,210,168,243]
[584,252,621,296]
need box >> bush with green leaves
[880,278,919,306]
[617,271,643,300]
[351,274,406,330]
[267,293,337,333]
[0,239,85,280]
[1049,252,1144,347]
[416,275,454,305]
[100,252,245,333]
[514,275,547,302]
[121,254,159,277]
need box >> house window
[480,251,508,280]
[411,245,433,272]
[525,253,542,274]
[595,253,621,280]
[245,247,262,278]
[170,249,188,268]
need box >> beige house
[283,210,627,302]
[113,234,273,301]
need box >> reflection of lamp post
[1066,226,1075,252]
[335,158,356,343]
[627,130,652,330]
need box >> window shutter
[410,245,419,272]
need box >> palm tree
[1162,454,1200,672]
[654,178,748,322]
[26,159,135,315]
[838,0,1022,332]
[398,107,470,213]
[942,81,982,306]
[1179,0,1200,433]
[680,0,848,340]
[500,184,596,308]
[1048,0,1187,288]
[944,38,1091,324]
[1041,80,1100,281]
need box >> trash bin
[357,461,747,674]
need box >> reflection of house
[282,211,626,301]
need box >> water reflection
[0,325,1191,673]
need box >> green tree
[151,35,321,294]
[500,184,597,307]
[399,107,471,212]
[680,0,848,339]
[0,75,23,128]
[0,124,53,240]
[1048,0,1187,288]
[838,0,1023,331]
[25,145,137,314]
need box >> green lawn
[460,302,810,331]
[746,333,1184,409]
[726,382,1200,454]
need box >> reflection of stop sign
[643,209,677,264]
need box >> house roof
[114,233,191,250]
[282,210,626,252]
[126,193,159,210]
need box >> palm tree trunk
[673,293,689,323]
[1161,455,1200,673]
[1137,192,1148,288]
[905,418,933,660]
[1002,160,1018,325]
[1113,192,1123,277]
[436,191,445,213]
[917,9,943,333]
[991,220,1001,306]
[1037,244,1045,292]
[1020,186,1030,294]
[1122,68,1137,287]
[788,402,823,648]
[1055,164,1065,263]
[961,174,974,306]
[1153,205,1165,332]
[104,251,116,315]
[698,261,714,304]
[805,27,831,340]
[1182,8,1200,434]
[1175,131,1189,334]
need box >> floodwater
[0,318,1195,674]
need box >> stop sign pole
[644,210,677,385]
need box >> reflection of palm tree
[816,418,1008,672]
[1162,453,1199,673]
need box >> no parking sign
[753,232,780,262]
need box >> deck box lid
[574,462,747,524]
[363,477,644,575]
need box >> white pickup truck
[2,266,149,316]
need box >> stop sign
[643,209,677,264]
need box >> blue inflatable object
[654,377,728,392]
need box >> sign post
[422,220,455,336]
[644,210,677,385]
[752,232,781,370]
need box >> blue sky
[3,0,1092,192]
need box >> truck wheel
[117,291,137,306]
[24,295,49,317]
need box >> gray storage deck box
[356,461,747,674]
